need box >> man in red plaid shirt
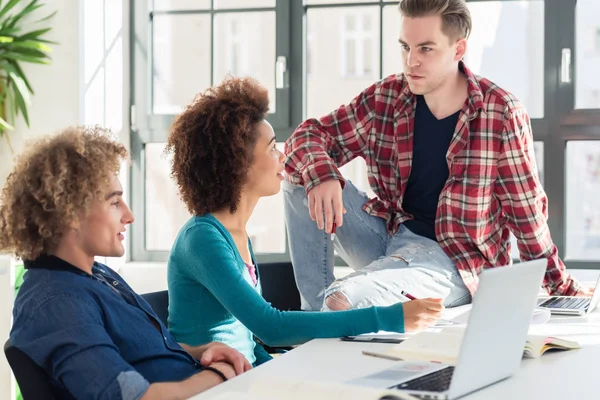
[283,0,593,315]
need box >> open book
[366,327,580,365]
[209,377,419,400]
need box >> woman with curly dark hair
[1,126,250,400]
[166,77,443,366]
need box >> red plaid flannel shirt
[284,62,579,296]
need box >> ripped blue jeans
[282,180,471,311]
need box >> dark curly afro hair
[166,76,270,215]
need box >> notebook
[208,377,419,400]
[365,327,580,364]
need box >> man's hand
[198,342,252,375]
[575,285,595,297]
[308,180,346,233]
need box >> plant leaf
[0,36,13,43]
[17,27,51,41]
[0,115,14,131]
[35,10,57,24]
[0,0,20,22]
[10,75,30,126]
[6,0,42,29]
[9,40,52,52]
[1,52,50,64]
[10,60,33,94]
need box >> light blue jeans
[282,180,471,311]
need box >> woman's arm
[179,223,405,347]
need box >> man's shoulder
[373,73,409,97]
[475,75,527,116]
[13,270,101,327]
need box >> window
[306,31,315,78]
[576,0,600,109]
[465,1,544,118]
[226,19,244,76]
[565,141,600,260]
[306,5,380,118]
[340,12,377,79]
[132,0,600,270]
[131,0,286,261]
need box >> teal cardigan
[167,214,405,365]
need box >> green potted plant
[0,0,55,152]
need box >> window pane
[145,143,190,251]
[306,6,380,118]
[510,141,544,259]
[382,4,401,77]
[566,141,600,260]
[153,15,211,114]
[214,12,276,112]
[305,0,377,4]
[576,0,600,109]
[215,0,275,8]
[466,1,544,118]
[248,145,286,254]
[145,143,286,254]
[154,0,210,11]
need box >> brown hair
[0,126,128,260]
[399,0,472,40]
[166,76,269,215]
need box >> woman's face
[245,120,285,198]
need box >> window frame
[130,0,600,270]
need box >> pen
[363,350,444,364]
[331,222,337,241]
[401,290,417,300]
[400,290,454,325]
[362,350,403,361]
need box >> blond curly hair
[0,126,128,260]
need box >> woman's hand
[402,298,444,332]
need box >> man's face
[77,174,134,258]
[399,15,466,95]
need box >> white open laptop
[537,274,600,316]
[355,259,547,400]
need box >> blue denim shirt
[10,255,202,399]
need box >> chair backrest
[4,339,58,400]
[141,290,170,327]
[258,262,301,311]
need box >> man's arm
[284,79,383,193]
[178,342,252,374]
[495,107,580,295]
[141,362,235,400]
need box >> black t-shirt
[402,95,460,241]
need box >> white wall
[0,2,81,398]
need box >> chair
[258,261,301,311]
[255,261,302,353]
[4,339,59,399]
[141,289,170,327]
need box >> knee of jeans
[324,291,352,311]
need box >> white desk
[194,274,600,400]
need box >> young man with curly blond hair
[283,0,594,312]
[0,126,250,400]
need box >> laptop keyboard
[540,297,590,310]
[391,366,455,392]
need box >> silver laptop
[358,259,547,400]
[537,274,600,316]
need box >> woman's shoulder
[182,215,227,241]
[170,215,233,259]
